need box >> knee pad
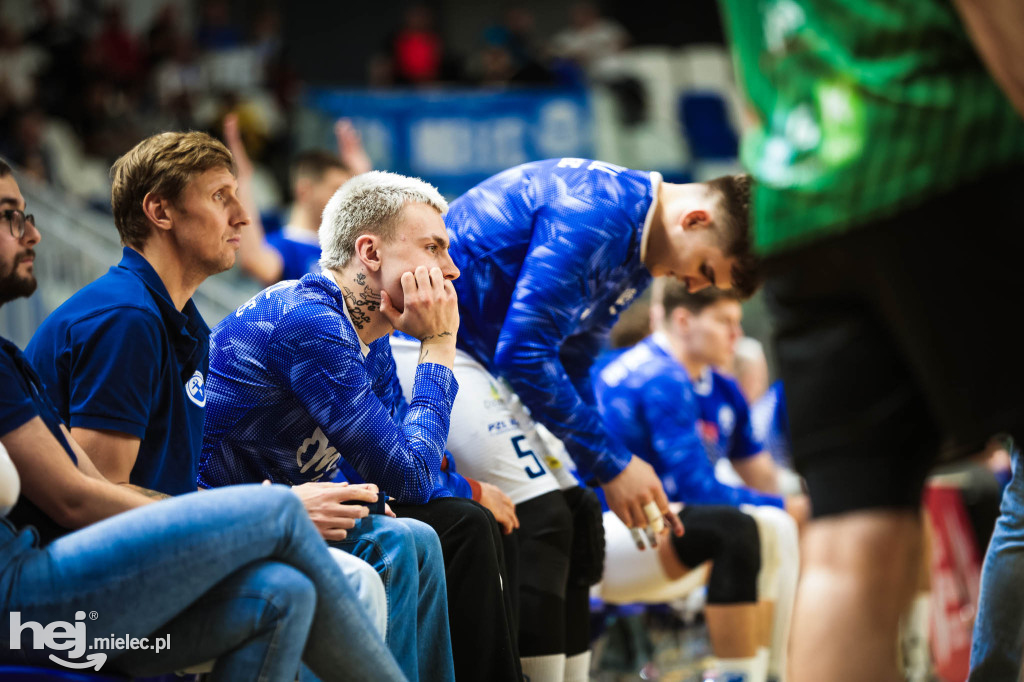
[517,492,574,654]
[601,509,710,604]
[517,491,574,596]
[562,486,606,587]
[675,505,760,604]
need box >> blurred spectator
[196,0,243,52]
[152,34,202,112]
[95,4,143,85]
[231,116,369,285]
[733,336,769,405]
[144,3,181,70]
[0,106,54,184]
[0,0,309,215]
[249,7,283,64]
[548,2,628,77]
[475,6,552,86]
[392,4,443,84]
[25,0,81,113]
[474,45,517,86]
[0,24,47,107]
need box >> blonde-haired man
[25,134,411,672]
[28,131,247,498]
[200,170,522,682]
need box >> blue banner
[306,88,593,196]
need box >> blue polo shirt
[266,226,321,281]
[594,334,783,509]
[25,247,209,496]
[692,368,763,465]
[0,336,78,544]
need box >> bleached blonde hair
[319,170,448,271]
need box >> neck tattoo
[342,272,380,330]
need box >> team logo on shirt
[297,427,341,481]
[609,287,639,316]
[186,371,206,407]
[697,419,719,445]
[718,405,736,437]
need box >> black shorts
[764,165,1024,518]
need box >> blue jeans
[0,485,406,682]
[335,515,455,682]
[969,449,1024,681]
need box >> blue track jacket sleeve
[380,344,473,498]
[268,306,458,504]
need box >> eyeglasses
[1,209,35,240]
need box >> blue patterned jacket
[448,158,657,483]
[199,273,466,503]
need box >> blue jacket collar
[302,271,349,312]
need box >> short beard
[0,259,38,305]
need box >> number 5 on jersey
[511,435,546,479]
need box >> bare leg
[659,543,761,659]
[706,604,763,659]
[759,602,775,650]
[791,510,922,682]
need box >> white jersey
[391,335,576,505]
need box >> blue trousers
[335,514,454,682]
[969,449,1024,681]
[0,485,406,682]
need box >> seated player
[594,282,807,682]
[23,133,433,680]
[530,420,781,682]
[199,170,522,682]
[232,116,373,285]
[651,286,783,495]
[0,163,402,680]
[393,158,758,681]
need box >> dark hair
[660,279,742,316]
[290,150,349,187]
[704,173,760,298]
[0,159,12,177]
[110,131,234,248]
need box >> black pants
[765,165,1024,517]
[512,490,574,657]
[392,497,523,682]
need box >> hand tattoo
[342,282,381,330]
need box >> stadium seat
[678,92,739,161]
